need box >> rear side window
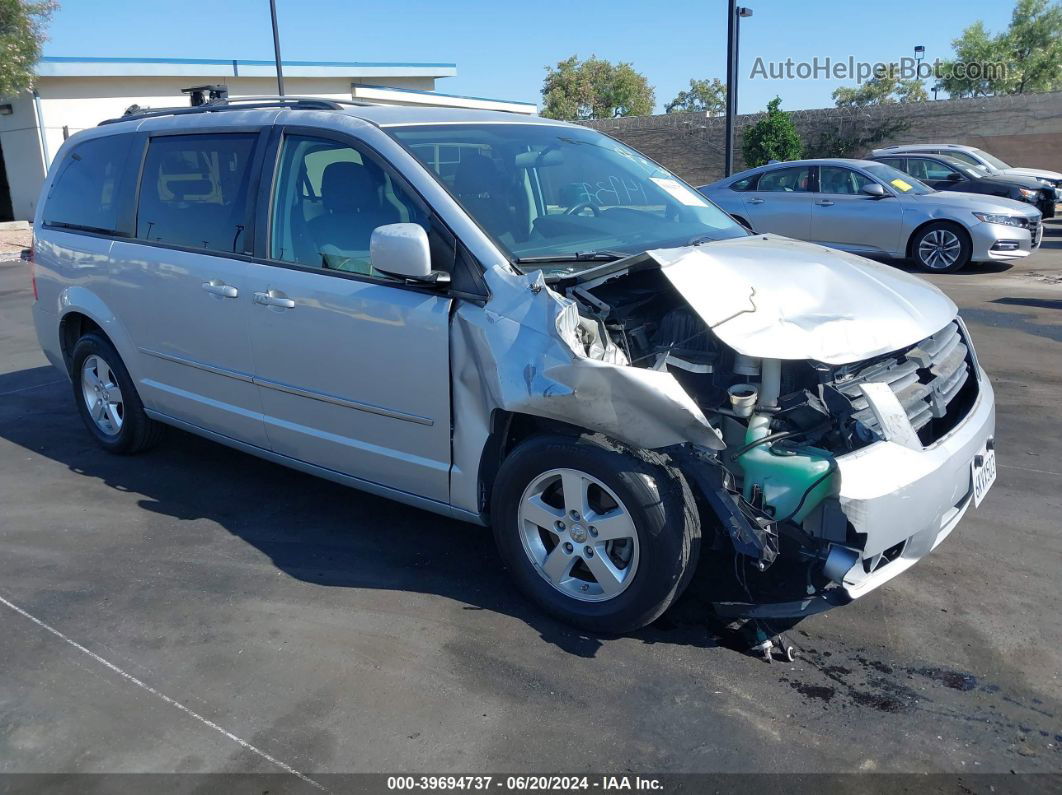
[44,135,132,233]
[756,166,811,192]
[136,133,257,254]
[877,157,906,171]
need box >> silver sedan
[699,158,1042,272]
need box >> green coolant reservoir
[737,424,837,524]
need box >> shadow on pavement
[0,365,747,659]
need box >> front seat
[452,153,514,241]
[307,161,398,270]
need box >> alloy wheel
[517,468,640,602]
[81,354,125,436]
[918,228,962,270]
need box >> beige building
[0,56,537,221]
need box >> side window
[878,157,906,171]
[818,166,873,195]
[908,158,958,182]
[731,175,757,191]
[136,133,257,254]
[44,134,132,233]
[756,166,811,193]
[269,135,428,277]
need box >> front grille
[832,321,977,446]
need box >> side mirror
[370,223,444,283]
[861,183,887,198]
[946,172,963,182]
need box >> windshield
[860,163,935,195]
[971,148,1011,170]
[388,123,746,274]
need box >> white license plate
[972,446,997,508]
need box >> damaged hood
[653,235,957,365]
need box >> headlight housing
[1018,188,1038,200]
[973,212,1025,227]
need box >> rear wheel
[491,435,700,634]
[71,333,163,454]
[910,222,971,273]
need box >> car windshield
[387,123,747,274]
[860,163,935,195]
[971,148,1011,170]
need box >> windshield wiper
[514,250,628,265]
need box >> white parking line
[0,379,65,397]
[0,592,326,791]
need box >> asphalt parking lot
[1,224,1060,782]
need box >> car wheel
[491,434,700,634]
[71,332,163,454]
[911,222,971,273]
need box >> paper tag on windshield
[651,177,709,207]
[890,178,912,191]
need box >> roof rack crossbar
[99,95,375,125]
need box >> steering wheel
[565,202,602,217]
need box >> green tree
[541,55,655,121]
[937,0,1062,97]
[665,78,726,115]
[741,97,802,168]
[832,64,928,107]
[0,0,58,98]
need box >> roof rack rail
[99,95,375,125]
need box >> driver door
[246,130,453,502]
[810,165,902,255]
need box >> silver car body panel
[650,236,957,364]
[702,159,1041,262]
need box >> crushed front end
[554,242,996,617]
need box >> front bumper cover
[709,370,995,619]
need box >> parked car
[699,158,1042,272]
[31,99,996,634]
[867,152,1055,219]
[871,144,1062,202]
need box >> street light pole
[269,0,285,96]
[724,3,753,177]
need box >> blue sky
[43,0,1016,113]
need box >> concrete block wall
[584,91,1062,186]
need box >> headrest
[168,178,212,199]
[321,161,378,214]
[453,152,504,199]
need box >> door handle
[202,280,238,298]
[253,290,296,309]
[748,198,765,205]
[815,200,835,206]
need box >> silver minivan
[31,99,997,634]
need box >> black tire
[70,332,164,454]
[909,221,972,273]
[491,434,700,634]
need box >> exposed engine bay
[552,255,980,612]
[451,237,988,618]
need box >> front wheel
[491,435,700,634]
[910,222,971,273]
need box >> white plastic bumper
[832,370,995,601]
